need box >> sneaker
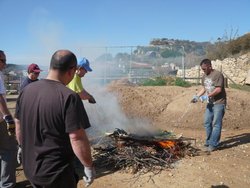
[203,144,209,147]
[207,146,216,152]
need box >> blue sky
[0,0,249,65]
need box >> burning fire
[157,140,176,148]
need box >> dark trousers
[30,166,79,188]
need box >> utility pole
[181,45,185,80]
[128,46,133,82]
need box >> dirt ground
[11,81,250,188]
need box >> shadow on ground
[219,133,250,150]
[211,185,229,188]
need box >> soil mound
[108,84,250,131]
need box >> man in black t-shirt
[15,50,95,188]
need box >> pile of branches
[93,129,199,174]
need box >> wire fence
[4,45,207,92]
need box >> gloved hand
[190,95,199,103]
[3,115,15,136]
[88,95,96,104]
[83,166,96,187]
[17,145,22,165]
[199,95,209,103]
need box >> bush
[142,77,166,86]
[206,33,250,60]
[174,77,192,87]
[141,76,192,87]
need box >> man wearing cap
[18,63,42,165]
[20,63,42,91]
[67,58,96,104]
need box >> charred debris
[92,128,199,175]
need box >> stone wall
[177,52,250,85]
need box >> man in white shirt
[0,50,17,188]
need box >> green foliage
[141,76,192,87]
[150,38,209,55]
[142,77,166,86]
[150,38,170,46]
[160,49,182,58]
[174,77,192,87]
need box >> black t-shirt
[15,79,91,185]
[20,76,38,91]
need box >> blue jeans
[204,103,225,148]
[0,121,17,188]
[0,150,17,188]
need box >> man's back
[15,79,90,185]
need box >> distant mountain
[3,64,49,79]
[4,64,27,73]
[149,38,210,56]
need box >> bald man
[15,50,95,188]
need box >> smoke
[83,85,157,139]
[26,8,154,138]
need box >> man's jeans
[0,150,17,188]
[204,103,225,148]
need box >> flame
[157,140,176,148]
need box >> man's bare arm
[78,88,93,100]
[208,87,222,97]
[0,94,11,115]
[69,128,93,167]
[15,118,22,145]
[197,87,206,97]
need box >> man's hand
[191,95,199,103]
[83,166,96,187]
[17,145,22,165]
[88,96,96,104]
[4,115,15,136]
[199,95,209,103]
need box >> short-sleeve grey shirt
[202,69,227,104]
